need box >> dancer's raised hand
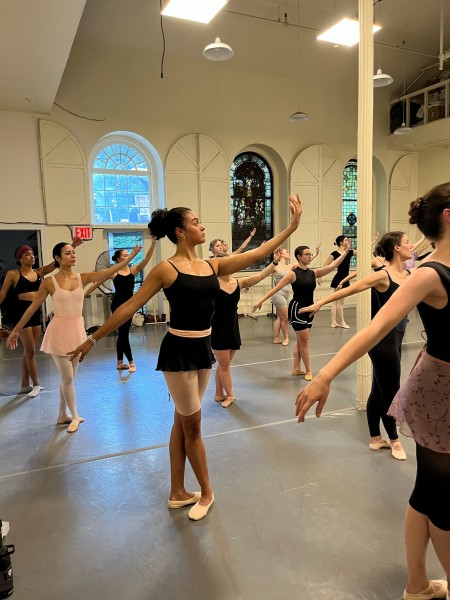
[288,194,302,228]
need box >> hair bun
[408,196,425,225]
[148,209,168,240]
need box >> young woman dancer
[323,235,355,328]
[0,243,76,398]
[7,242,140,432]
[221,227,256,256]
[296,183,450,600]
[299,232,414,460]
[271,248,292,346]
[253,245,350,381]
[67,197,302,521]
[110,240,156,372]
[212,249,281,408]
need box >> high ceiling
[0,0,448,114]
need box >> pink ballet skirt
[388,349,450,453]
[41,316,87,357]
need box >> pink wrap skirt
[41,316,86,357]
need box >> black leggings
[116,319,133,362]
[367,330,404,440]
[410,443,450,531]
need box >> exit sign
[73,226,93,241]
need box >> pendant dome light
[373,2,393,87]
[394,41,412,135]
[203,37,234,60]
[203,14,233,61]
[289,0,309,122]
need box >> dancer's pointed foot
[282,338,289,346]
[67,417,85,433]
[129,361,136,373]
[221,396,235,408]
[214,394,226,402]
[339,323,350,329]
[273,338,282,344]
[116,362,129,370]
[331,323,338,328]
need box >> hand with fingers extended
[6,332,20,350]
[130,244,142,259]
[298,302,321,317]
[67,339,95,363]
[252,300,263,313]
[295,373,331,422]
[273,247,282,263]
[288,194,302,228]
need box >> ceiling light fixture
[289,0,309,123]
[317,18,381,47]
[373,2,393,87]
[161,0,227,24]
[394,41,412,135]
[203,36,234,60]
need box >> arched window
[230,152,273,269]
[342,159,358,263]
[91,141,152,225]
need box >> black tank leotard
[288,267,317,330]
[211,282,241,350]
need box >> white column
[356,0,374,410]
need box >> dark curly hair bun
[408,183,450,240]
[408,197,425,226]
[148,209,168,240]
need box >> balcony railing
[389,78,450,132]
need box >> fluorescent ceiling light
[161,0,228,24]
[317,18,381,47]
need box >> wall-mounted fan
[95,251,114,295]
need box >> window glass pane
[342,159,358,267]
[230,152,273,271]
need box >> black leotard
[416,261,450,362]
[288,267,317,330]
[164,261,220,331]
[14,271,41,294]
[371,270,408,332]
[111,272,135,312]
[211,282,241,350]
[330,250,354,288]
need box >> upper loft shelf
[388,79,450,150]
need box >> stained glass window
[108,231,145,295]
[342,159,358,267]
[230,153,273,270]
[92,143,151,225]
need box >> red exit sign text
[73,226,93,241]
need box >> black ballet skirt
[156,332,216,371]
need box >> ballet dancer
[299,231,414,459]
[67,196,302,520]
[271,248,292,346]
[296,182,450,600]
[7,242,140,432]
[252,244,350,380]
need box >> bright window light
[317,18,381,47]
[161,0,228,24]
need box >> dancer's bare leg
[404,506,431,594]
[296,329,312,373]
[168,410,195,502]
[293,340,301,372]
[19,326,41,387]
[214,367,225,399]
[429,521,450,587]
[330,301,338,327]
[278,306,289,342]
[164,370,213,506]
[273,315,281,342]
[213,349,235,398]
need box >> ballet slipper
[168,492,201,509]
[67,417,85,433]
[304,372,313,381]
[188,493,215,521]
[19,385,33,394]
[221,396,235,408]
[369,438,391,450]
[339,323,350,329]
[282,339,289,346]
[27,385,42,398]
[391,441,407,460]
[116,362,129,370]
[214,395,226,402]
[129,361,136,373]
[331,323,338,328]
[273,338,282,344]
[403,580,448,600]
[292,369,306,376]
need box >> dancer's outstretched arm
[252,270,296,311]
[81,244,141,286]
[232,227,256,254]
[295,267,439,422]
[211,196,302,277]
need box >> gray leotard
[272,267,291,308]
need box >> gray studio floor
[0,309,445,600]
